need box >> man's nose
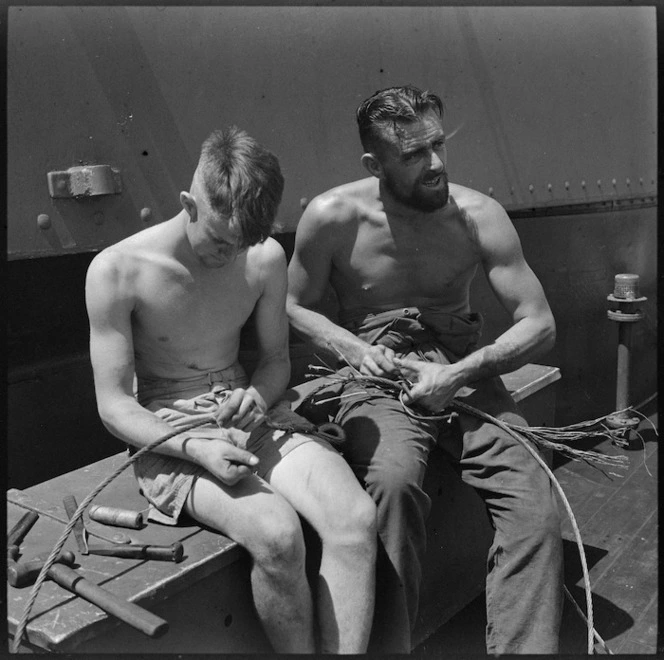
[429,150,445,172]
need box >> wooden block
[501,363,561,402]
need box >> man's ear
[361,152,384,179]
[180,191,197,221]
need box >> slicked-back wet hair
[356,85,444,154]
[198,126,284,248]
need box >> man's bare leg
[267,440,377,654]
[185,473,315,653]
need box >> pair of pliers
[63,495,184,562]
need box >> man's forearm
[248,353,291,409]
[287,302,369,367]
[99,398,213,462]
[451,316,555,386]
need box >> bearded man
[287,85,563,654]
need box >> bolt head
[37,214,51,230]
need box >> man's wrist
[446,360,475,390]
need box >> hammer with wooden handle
[7,511,169,639]
[7,556,169,638]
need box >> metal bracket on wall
[47,165,122,199]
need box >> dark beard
[384,172,450,212]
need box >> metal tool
[6,511,168,638]
[8,551,78,588]
[7,510,39,559]
[63,495,184,562]
[9,557,168,637]
[7,511,76,576]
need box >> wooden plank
[616,639,657,655]
[7,499,245,651]
[614,591,658,654]
[588,511,658,652]
[7,453,246,652]
[554,467,615,537]
[500,364,560,402]
[555,427,656,537]
[562,476,656,592]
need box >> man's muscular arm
[86,250,258,485]
[398,198,555,411]
[287,195,397,376]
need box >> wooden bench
[6,363,560,653]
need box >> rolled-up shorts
[133,363,334,525]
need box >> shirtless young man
[85,126,377,654]
[287,86,563,654]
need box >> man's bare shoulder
[449,183,510,223]
[301,177,377,228]
[87,221,174,284]
[449,183,519,258]
[247,235,287,273]
[449,182,498,210]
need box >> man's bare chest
[346,220,480,291]
[133,268,259,344]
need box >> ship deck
[415,398,659,656]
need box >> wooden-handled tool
[7,511,39,559]
[63,495,184,562]
[7,511,169,638]
[87,542,184,562]
[8,557,168,638]
[8,551,77,587]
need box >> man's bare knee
[248,509,307,573]
[319,491,377,548]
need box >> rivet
[528,184,534,193]
[564,181,570,190]
[37,214,51,230]
[581,180,586,189]
[639,178,644,186]
[300,197,309,210]
[140,207,152,222]
[510,187,515,196]
[626,178,631,187]
[612,178,617,187]
[597,179,602,188]
[488,187,494,197]
[547,183,552,192]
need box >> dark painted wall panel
[8,6,656,257]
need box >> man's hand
[395,357,465,412]
[215,387,268,432]
[197,434,260,486]
[358,344,399,378]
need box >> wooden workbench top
[7,452,243,652]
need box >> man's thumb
[228,445,259,467]
[393,356,418,374]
